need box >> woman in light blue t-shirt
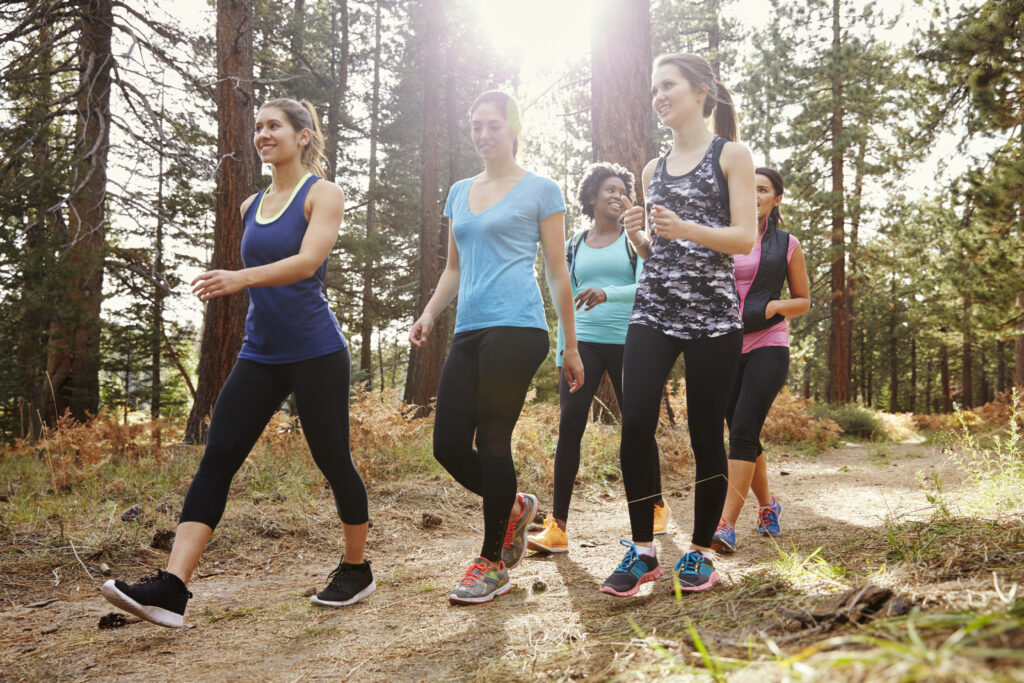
[408,91,584,606]
[527,162,668,556]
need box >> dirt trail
[1,441,955,681]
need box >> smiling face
[650,63,706,128]
[590,175,627,222]
[254,106,309,166]
[755,173,783,221]
[470,102,516,162]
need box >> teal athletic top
[556,229,643,366]
[443,172,566,334]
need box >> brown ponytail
[653,53,738,141]
[259,97,328,177]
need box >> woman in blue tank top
[600,53,757,598]
[408,90,585,605]
[101,99,374,628]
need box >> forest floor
[2,433,1023,681]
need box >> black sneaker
[310,559,375,607]
[100,569,192,628]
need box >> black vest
[740,217,791,334]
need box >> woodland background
[1,0,1022,442]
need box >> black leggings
[619,324,742,546]
[552,342,661,522]
[180,349,368,529]
[726,345,790,462]
[433,326,549,563]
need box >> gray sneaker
[501,493,538,569]
[448,557,510,605]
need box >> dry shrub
[13,411,181,490]
[973,391,1023,427]
[912,413,957,432]
[762,389,841,445]
[348,387,432,478]
[876,412,917,441]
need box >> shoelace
[675,551,704,574]
[502,502,524,548]
[716,518,732,534]
[614,539,639,572]
[327,563,355,587]
[459,560,492,585]
[139,570,192,598]
[758,506,774,528]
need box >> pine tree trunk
[403,0,448,411]
[941,344,952,413]
[185,0,256,443]
[961,295,972,409]
[888,275,897,412]
[910,337,917,413]
[846,141,864,402]
[826,0,849,403]
[359,0,382,385]
[42,0,114,425]
[590,0,653,422]
[151,126,165,420]
[1016,294,1024,388]
[979,347,989,404]
[996,338,1006,394]
[324,0,348,182]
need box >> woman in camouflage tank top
[600,53,758,598]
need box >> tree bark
[324,0,348,182]
[825,0,849,403]
[591,0,653,422]
[996,338,1006,394]
[403,0,448,411]
[42,0,114,425]
[961,295,972,409]
[940,344,952,413]
[1016,294,1024,388]
[888,273,897,413]
[185,0,256,443]
[909,336,917,414]
[359,0,382,385]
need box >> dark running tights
[433,326,549,563]
[180,349,368,529]
[726,345,790,462]
[552,341,661,522]
[619,324,742,546]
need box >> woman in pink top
[712,167,809,553]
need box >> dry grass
[761,389,842,447]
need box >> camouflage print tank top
[630,136,742,339]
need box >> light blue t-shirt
[444,172,566,334]
[556,229,643,365]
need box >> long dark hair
[654,53,737,141]
[756,166,784,229]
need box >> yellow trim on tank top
[255,172,313,225]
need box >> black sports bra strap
[710,137,729,213]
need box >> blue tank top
[237,174,347,364]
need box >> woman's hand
[649,204,694,241]
[765,300,779,319]
[408,312,434,347]
[561,347,584,393]
[574,288,607,311]
[191,270,247,300]
[620,196,647,247]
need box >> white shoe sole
[309,580,376,607]
[100,580,184,628]
[448,581,512,605]
[526,537,568,553]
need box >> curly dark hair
[576,162,635,220]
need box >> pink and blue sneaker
[674,550,721,592]
[756,497,783,536]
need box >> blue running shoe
[756,497,782,536]
[674,551,721,592]
[600,540,663,597]
[711,518,736,554]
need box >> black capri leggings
[619,324,742,546]
[432,326,549,563]
[726,345,790,462]
[180,349,368,529]
[552,341,661,522]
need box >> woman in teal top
[409,90,584,606]
[527,163,667,555]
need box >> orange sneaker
[527,516,568,553]
[653,500,671,535]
